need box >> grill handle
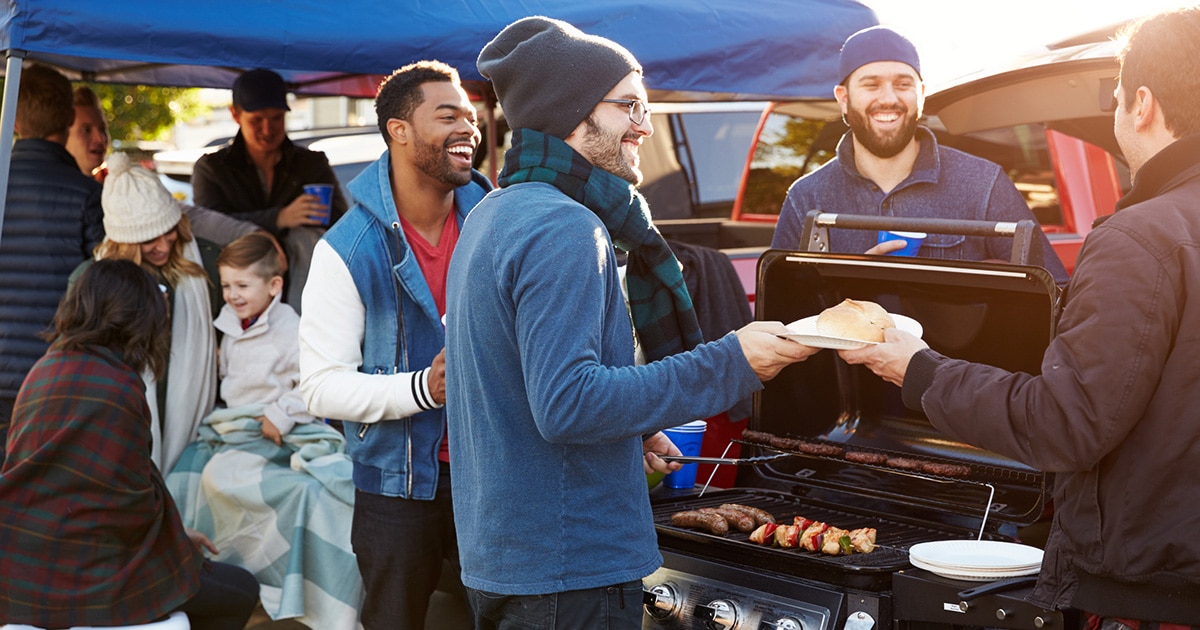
[797,210,1045,267]
[956,574,1039,602]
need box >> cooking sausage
[698,507,755,532]
[921,461,972,477]
[845,450,888,465]
[670,510,729,535]
[741,429,843,457]
[719,503,776,527]
[885,456,924,471]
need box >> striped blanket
[166,405,362,629]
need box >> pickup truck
[645,32,1128,306]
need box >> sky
[861,0,1196,87]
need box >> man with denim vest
[771,26,1068,287]
[298,60,489,629]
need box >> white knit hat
[101,152,183,243]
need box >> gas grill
[643,214,1080,630]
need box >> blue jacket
[445,182,762,594]
[772,127,1069,286]
[322,153,489,498]
[0,139,104,398]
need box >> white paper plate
[909,540,1043,571]
[909,555,1041,581]
[780,313,923,350]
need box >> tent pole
[0,51,26,249]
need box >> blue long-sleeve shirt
[771,127,1069,287]
[445,182,761,595]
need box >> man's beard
[845,100,919,159]
[412,127,473,187]
[580,115,641,185]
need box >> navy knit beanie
[478,16,641,139]
[838,26,922,84]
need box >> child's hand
[260,416,283,446]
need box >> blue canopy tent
[0,0,877,236]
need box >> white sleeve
[298,240,441,423]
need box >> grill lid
[742,249,1058,528]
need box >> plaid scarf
[500,128,703,361]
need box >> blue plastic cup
[303,183,334,226]
[662,420,708,489]
[876,230,926,256]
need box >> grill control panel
[643,566,832,630]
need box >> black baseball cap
[232,69,290,112]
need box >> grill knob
[1035,616,1053,628]
[643,583,680,621]
[760,617,803,630]
[694,599,740,630]
[996,608,1014,620]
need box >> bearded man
[770,26,1068,286]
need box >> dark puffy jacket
[0,139,104,399]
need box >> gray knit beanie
[101,152,183,243]
[477,16,641,139]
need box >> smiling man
[770,26,1068,287]
[193,68,347,312]
[444,17,815,629]
[297,60,490,630]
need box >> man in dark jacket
[192,69,347,312]
[840,8,1200,626]
[0,63,105,463]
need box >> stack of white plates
[907,540,1044,581]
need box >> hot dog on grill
[670,510,729,535]
[698,507,755,532]
[740,429,844,458]
[720,503,776,527]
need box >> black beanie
[478,16,642,139]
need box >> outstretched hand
[837,327,928,387]
[735,321,820,381]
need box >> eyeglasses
[599,98,651,125]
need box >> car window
[675,111,762,208]
[740,111,842,217]
[641,108,762,220]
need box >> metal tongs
[658,453,792,466]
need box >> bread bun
[816,299,896,342]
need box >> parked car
[646,27,1129,302]
[153,126,386,206]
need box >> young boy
[215,232,314,444]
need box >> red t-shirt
[398,211,459,463]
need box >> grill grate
[653,487,985,578]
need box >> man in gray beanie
[771,25,1068,288]
[445,16,814,629]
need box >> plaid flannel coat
[0,344,202,627]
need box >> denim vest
[324,152,490,499]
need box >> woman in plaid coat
[0,259,259,629]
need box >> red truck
[646,31,1128,305]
